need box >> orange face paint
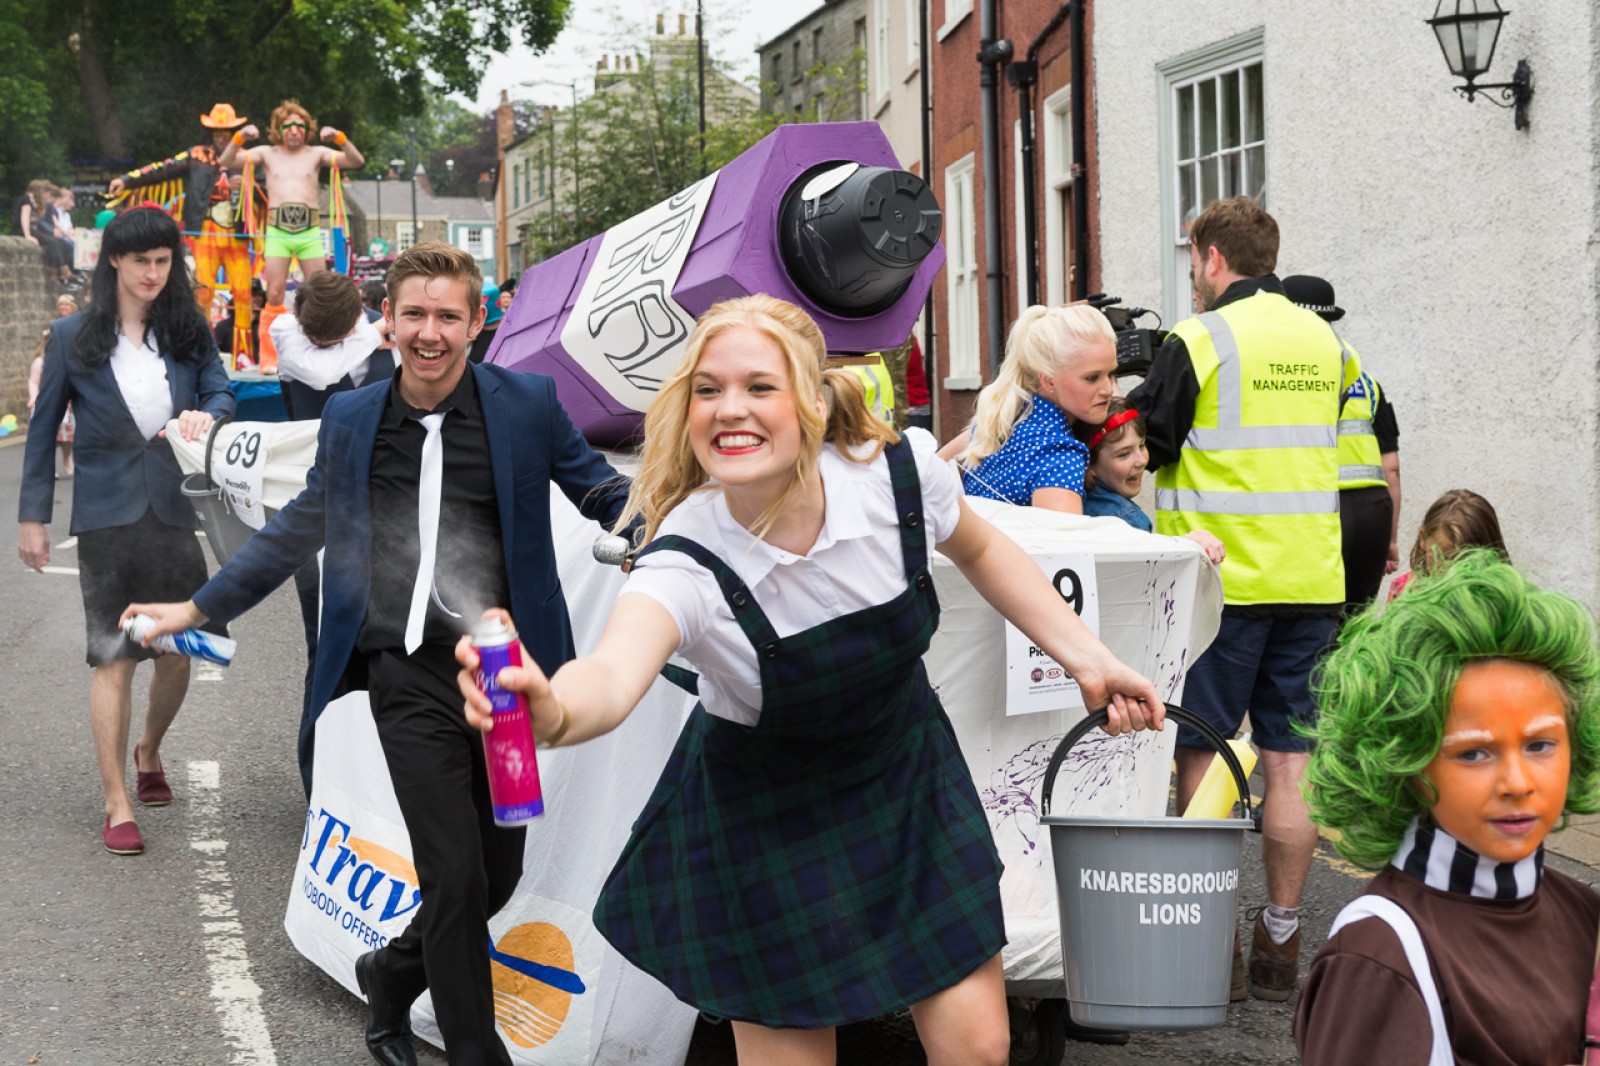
[1421,660,1570,864]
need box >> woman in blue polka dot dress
[939,304,1117,512]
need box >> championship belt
[270,203,319,234]
[208,199,237,228]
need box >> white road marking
[41,565,79,576]
[55,536,77,550]
[195,663,225,683]
[187,761,279,1065]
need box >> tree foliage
[0,0,570,207]
[526,44,866,262]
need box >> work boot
[1229,928,1247,1001]
[1247,908,1301,1001]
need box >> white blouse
[111,331,173,441]
[624,429,962,725]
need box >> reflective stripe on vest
[1155,291,1348,605]
[1156,488,1339,516]
[1337,367,1386,490]
[847,356,896,425]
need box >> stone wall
[0,237,58,426]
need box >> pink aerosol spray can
[472,618,545,826]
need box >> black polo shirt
[357,366,510,654]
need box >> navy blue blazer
[191,360,632,724]
[18,312,237,533]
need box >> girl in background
[939,304,1116,513]
[1388,489,1507,600]
[1074,397,1226,564]
[457,294,1164,1065]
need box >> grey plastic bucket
[180,418,270,567]
[1039,705,1253,1031]
[182,471,258,567]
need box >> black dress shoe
[355,950,418,1066]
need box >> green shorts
[264,224,327,263]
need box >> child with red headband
[1077,398,1226,563]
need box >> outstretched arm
[936,496,1164,734]
[457,597,680,744]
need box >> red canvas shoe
[134,744,173,806]
[103,818,144,856]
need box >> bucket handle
[1040,704,1254,820]
[202,415,235,490]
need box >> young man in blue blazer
[18,207,236,858]
[129,242,631,1065]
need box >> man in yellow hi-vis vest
[1282,275,1402,613]
[1129,198,1358,1004]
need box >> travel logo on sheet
[301,808,424,951]
[491,922,589,1048]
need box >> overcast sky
[460,0,815,112]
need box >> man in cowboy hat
[1281,274,1402,612]
[108,102,262,367]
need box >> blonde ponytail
[958,304,1115,467]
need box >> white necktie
[404,413,445,653]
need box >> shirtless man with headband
[219,99,364,368]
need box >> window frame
[938,0,973,41]
[1042,84,1073,306]
[1157,28,1265,325]
[905,0,921,70]
[871,0,890,104]
[943,152,980,389]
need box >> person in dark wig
[17,205,235,857]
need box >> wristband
[542,700,573,748]
[231,132,246,147]
[333,130,347,146]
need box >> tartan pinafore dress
[593,437,1006,1028]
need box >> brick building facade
[927,0,1100,440]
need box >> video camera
[1086,293,1166,378]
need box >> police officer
[1281,275,1401,612]
[1129,197,1359,1002]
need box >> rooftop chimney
[495,89,515,151]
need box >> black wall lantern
[1427,0,1534,130]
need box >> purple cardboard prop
[485,122,945,446]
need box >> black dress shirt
[357,367,510,653]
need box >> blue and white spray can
[122,614,236,667]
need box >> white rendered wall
[875,0,926,171]
[1094,1,1600,609]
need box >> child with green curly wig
[1294,550,1600,1065]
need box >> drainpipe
[1071,0,1089,299]
[1010,3,1073,309]
[920,0,938,432]
[977,0,1012,374]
